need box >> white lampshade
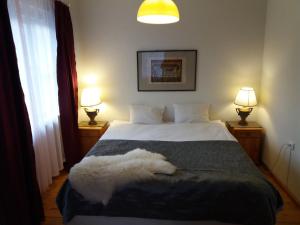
[81,88,101,107]
[137,0,180,24]
[234,87,257,107]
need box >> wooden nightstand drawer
[234,130,262,138]
[78,121,109,157]
[79,128,103,137]
[226,121,264,165]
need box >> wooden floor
[42,169,300,225]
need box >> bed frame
[68,216,239,225]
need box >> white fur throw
[69,148,176,205]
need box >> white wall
[259,0,300,202]
[70,0,267,122]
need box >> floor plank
[260,167,300,225]
[41,169,300,225]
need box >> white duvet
[101,120,236,142]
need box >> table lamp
[81,88,101,125]
[234,87,257,126]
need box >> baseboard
[262,163,300,206]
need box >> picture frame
[137,50,197,91]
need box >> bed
[57,120,283,225]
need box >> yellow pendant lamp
[137,0,180,24]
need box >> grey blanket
[57,140,283,225]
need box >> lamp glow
[81,88,101,125]
[81,88,101,108]
[137,0,180,24]
[234,87,257,126]
[234,87,257,107]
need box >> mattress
[57,121,282,225]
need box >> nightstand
[78,121,109,157]
[226,121,264,165]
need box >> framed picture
[137,50,197,91]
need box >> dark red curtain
[0,0,44,225]
[55,1,81,170]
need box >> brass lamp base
[236,107,253,126]
[84,108,99,125]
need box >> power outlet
[288,141,296,151]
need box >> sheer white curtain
[8,0,64,192]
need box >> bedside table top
[226,121,263,130]
[78,121,109,129]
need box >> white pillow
[173,103,210,123]
[130,105,164,124]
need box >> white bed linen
[68,121,238,225]
[101,120,236,142]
